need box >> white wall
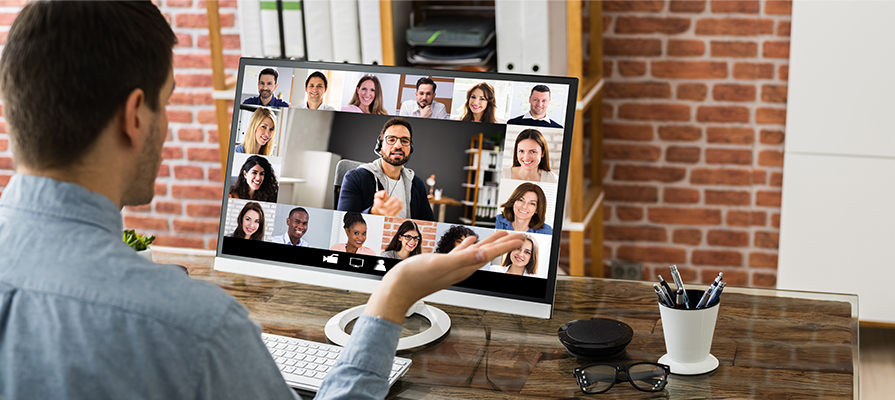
[779,1,895,323]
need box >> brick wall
[600,0,790,287]
[0,0,241,250]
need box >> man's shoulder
[270,97,290,107]
[507,115,526,124]
[242,96,261,105]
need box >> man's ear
[121,88,147,150]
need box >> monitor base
[324,300,451,351]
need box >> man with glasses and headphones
[337,117,435,221]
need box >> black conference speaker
[557,318,634,359]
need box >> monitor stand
[324,300,451,351]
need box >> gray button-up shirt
[0,174,400,399]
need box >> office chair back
[333,159,363,209]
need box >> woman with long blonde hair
[236,107,276,155]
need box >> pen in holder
[657,289,720,375]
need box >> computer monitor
[215,59,577,348]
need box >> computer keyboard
[262,332,412,392]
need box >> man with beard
[507,84,563,128]
[273,207,311,247]
[337,117,435,221]
[243,67,290,108]
[399,77,447,119]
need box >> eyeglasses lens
[578,364,616,394]
[627,363,668,391]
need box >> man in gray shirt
[0,3,522,399]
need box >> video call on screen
[220,62,574,303]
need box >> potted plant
[123,229,156,262]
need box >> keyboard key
[285,359,297,366]
[282,371,323,391]
[315,372,326,379]
[283,366,295,373]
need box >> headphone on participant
[373,117,414,156]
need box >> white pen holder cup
[658,289,720,375]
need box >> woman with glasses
[381,220,423,260]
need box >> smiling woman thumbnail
[229,155,279,202]
[236,107,277,155]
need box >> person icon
[507,85,562,128]
[399,77,447,119]
[501,129,558,183]
[301,71,335,111]
[242,68,289,108]
[272,207,310,247]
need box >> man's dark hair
[289,207,309,219]
[259,68,279,83]
[416,77,436,92]
[0,1,177,170]
[380,117,413,141]
[305,71,327,89]
[531,84,551,96]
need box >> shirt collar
[523,111,550,121]
[0,174,123,235]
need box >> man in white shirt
[300,71,336,111]
[507,85,563,128]
[399,77,448,119]
[272,207,310,247]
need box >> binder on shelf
[358,0,384,65]
[329,0,362,64]
[282,0,305,59]
[521,0,549,75]
[495,1,522,73]
[260,0,283,57]
[304,0,334,62]
[238,0,264,57]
